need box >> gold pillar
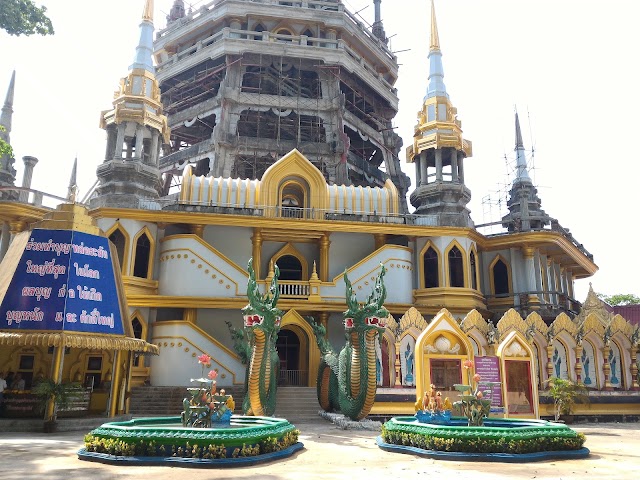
[109,350,123,417]
[631,345,639,390]
[546,344,554,380]
[45,343,66,421]
[394,337,402,387]
[319,233,330,282]
[574,345,583,384]
[373,233,386,251]
[124,352,134,414]
[9,220,26,243]
[318,312,329,337]
[190,224,205,238]
[184,308,197,325]
[251,228,262,279]
[602,345,613,390]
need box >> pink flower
[473,373,482,382]
[476,391,484,399]
[198,354,211,366]
[207,369,218,380]
[462,360,474,369]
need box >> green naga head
[241,258,284,332]
[343,264,389,333]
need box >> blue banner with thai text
[0,229,124,335]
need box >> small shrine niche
[497,331,539,419]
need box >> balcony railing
[278,281,310,298]
[278,369,308,387]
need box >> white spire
[130,0,155,74]
[425,0,448,100]
[514,111,531,182]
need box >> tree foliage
[0,0,54,36]
[597,293,640,306]
[0,127,13,159]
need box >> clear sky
[1,0,638,301]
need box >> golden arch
[444,239,468,288]
[131,225,156,280]
[260,149,327,216]
[280,310,321,387]
[418,240,442,289]
[489,254,512,296]
[270,243,309,281]
[105,222,130,275]
[497,330,539,419]
[414,308,475,405]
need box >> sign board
[474,356,502,407]
[0,229,125,335]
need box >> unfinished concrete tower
[91,0,170,209]
[407,1,473,226]
[501,112,550,232]
[153,0,409,211]
[0,71,17,201]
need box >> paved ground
[0,419,638,480]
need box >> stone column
[415,156,422,187]
[435,149,443,181]
[113,123,126,160]
[105,125,117,161]
[0,221,10,262]
[229,17,242,38]
[457,152,465,183]
[150,130,160,166]
[319,233,330,282]
[450,148,458,182]
[135,125,145,161]
[419,151,428,185]
[251,228,262,279]
[19,156,38,202]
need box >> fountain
[78,261,302,467]
[377,360,589,461]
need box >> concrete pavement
[0,419,638,480]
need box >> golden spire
[430,0,440,51]
[142,0,154,22]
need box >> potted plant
[545,377,589,423]
[32,379,84,433]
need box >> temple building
[0,0,638,421]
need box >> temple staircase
[274,386,321,423]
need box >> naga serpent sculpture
[228,258,283,416]
[308,264,389,420]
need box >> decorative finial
[515,112,524,149]
[67,157,78,203]
[142,0,154,22]
[310,261,319,281]
[430,0,440,51]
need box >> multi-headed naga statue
[308,265,389,420]
[228,258,283,416]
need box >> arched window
[423,247,439,288]
[133,232,152,278]
[470,250,478,290]
[253,23,265,40]
[280,181,305,218]
[448,246,464,287]
[493,259,509,296]
[302,28,314,46]
[277,255,303,281]
[275,28,293,43]
[109,228,126,272]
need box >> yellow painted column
[190,224,205,238]
[109,350,123,417]
[45,342,66,421]
[124,352,134,414]
[251,228,262,279]
[602,345,613,390]
[574,344,583,384]
[184,309,197,325]
[373,233,386,251]
[546,344,554,379]
[319,233,330,282]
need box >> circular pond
[377,416,589,462]
[78,415,302,467]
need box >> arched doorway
[277,328,303,386]
[277,254,303,280]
